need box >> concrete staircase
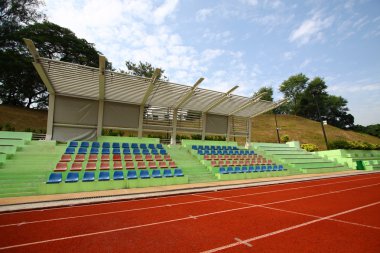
[167,145,217,183]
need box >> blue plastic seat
[102,142,110,148]
[92,142,100,148]
[267,165,273,171]
[219,167,227,174]
[233,150,239,155]
[112,143,120,149]
[133,149,141,154]
[78,147,88,154]
[140,170,150,179]
[99,171,110,181]
[198,145,203,150]
[151,149,158,155]
[261,165,267,172]
[65,172,79,183]
[152,169,162,178]
[255,165,261,172]
[211,150,216,155]
[163,169,173,177]
[65,147,75,154]
[248,166,255,172]
[198,150,204,155]
[227,167,235,174]
[159,149,167,155]
[131,143,138,149]
[241,166,248,173]
[192,145,197,150]
[233,147,238,150]
[227,150,233,155]
[227,146,232,150]
[127,170,138,179]
[278,165,284,171]
[174,169,184,177]
[90,148,99,154]
[69,141,78,147]
[205,145,210,150]
[272,165,278,171]
[113,171,124,180]
[83,171,95,182]
[140,143,147,149]
[113,148,121,154]
[217,150,222,155]
[142,149,150,155]
[222,150,228,155]
[157,144,163,149]
[102,148,110,154]
[122,143,130,148]
[47,173,62,184]
[249,150,255,154]
[235,166,243,173]
[80,142,89,148]
[148,144,155,149]
[123,148,131,154]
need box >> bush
[328,140,380,150]
[280,135,289,143]
[301,143,319,152]
[3,122,15,131]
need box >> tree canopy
[125,60,168,81]
[255,86,273,101]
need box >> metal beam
[250,99,288,118]
[46,94,55,140]
[228,92,266,116]
[23,38,55,95]
[141,68,161,105]
[171,109,178,145]
[98,55,106,100]
[203,85,239,113]
[173,77,204,109]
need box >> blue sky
[43,0,380,126]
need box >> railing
[32,133,46,141]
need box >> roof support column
[171,109,178,145]
[46,94,55,140]
[97,100,104,137]
[97,55,106,137]
[246,118,252,148]
[201,113,206,141]
[138,105,144,138]
[227,115,232,141]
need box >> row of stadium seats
[197,150,254,155]
[219,165,284,174]
[47,169,184,183]
[59,154,172,162]
[192,145,239,150]
[69,141,164,149]
[204,154,263,160]
[65,147,167,155]
[210,159,273,167]
[55,161,178,171]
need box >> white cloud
[196,8,213,22]
[289,11,334,45]
[202,30,234,44]
[283,51,295,60]
[240,0,258,7]
[299,59,311,68]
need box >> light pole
[273,111,281,143]
[312,92,329,150]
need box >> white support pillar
[46,94,55,140]
[138,105,144,138]
[171,109,178,145]
[97,100,104,137]
[246,118,252,147]
[201,113,207,141]
[227,115,232,141]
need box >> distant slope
[1,105,379,149]
[252,114,380,149]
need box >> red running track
[1,173,380,252]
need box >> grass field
[1,105,379,150]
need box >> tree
[125,60,168,81]
[279,73,308,114]
[255,86,273,101]
[1,21,112,108]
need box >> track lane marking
[1,173,379,216]
[1,175,380,227]
[1,182,379,250]
[200,201,380,253]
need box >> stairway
[167,145,218,183]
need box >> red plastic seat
[100,162,110,170]
[125,161,135,170]
[124,154,133,161]
[168,161,177,168]
[232,160,238,165]
[145,155,153,161]
[88,154,98,162]
[101,154,110,161]
[155,155,163,161]
[60,154,71,162]
[113,161,123,170]
[218,160,225,166]
[158,161,168,168]
[113,154,121,161]
[239,160,245,165]
[225,160,231,166]
[137,161,146,169]
[134,154,143,161]
[204,154,212,160]
[85,162,97,170]
[148,161,157,169]
[74,154,85,162]
[210,160,217,167]
[54,162,67,172]
[70,162,82,171]
[164,155,172,161]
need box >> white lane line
[1,173,378,216]
[2,176,380,228]
[1,182,379,250]
[200,201,380,253]
[234,238,252,247]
